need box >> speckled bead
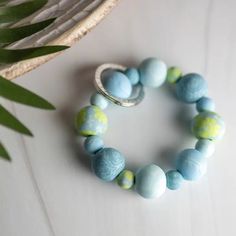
[191,111,225,140]
[92,148,125,181]
[90,92,109,110]
[116,169,135,189]
[75,106,108,136]
[84,135,104,154]
[195,139,215,158]
[135,164,166,199]
[196,97,215,112]
[103,70,132,99]
[166,67,182,84]
[124,68,140,85]
[176,73,208,103]
[139,58,167,87]
[166,170,184,190]
[176,149,207,181]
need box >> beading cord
[75,58,225,199]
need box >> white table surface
[0,0,235,235]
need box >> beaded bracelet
[75,58,225,199]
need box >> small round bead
[196,97,215,112]
[92,148,125,181]
[176,73,208,103]
[124,68,140,85]
[176,149,207,181]
[135,164,166,199]
[75,106,108,136]
[166,67,182,84]
[84,135,104,154]
[191,111,225,140]
[166,170,184,190]
[116,169,135,189]
[103,70,132,99]
[139,58,167,87]
[90,93,109,110]
[195,139,215,158]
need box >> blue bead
[176,73,208,103]
[124,68,140,85]
[166,170,184,190]
[139,58,167,87]
[135,164,166,199]
[176,149,207,181]
[196,97,215,112]
[195,139,215,158]
[103,70,132,99]
[92,148,125,181]
[84,135,104,154]
[90,93,109,110]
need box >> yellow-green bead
[166,67,182,84]
[116,170,135,189]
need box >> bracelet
[75,58,225,199]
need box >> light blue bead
[166,170,184,190]
[139,58,167,87]
[176,73,208,103]
[124,68,140,85]
[176,149,207,181]
[195,139,215,158]
[84,135,104,154]
[196,97,215,112]
[90,93,109,110]
[103,70,132,99]
[135,164,166,199]
[92,148,125,181]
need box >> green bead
[166,67,182,84]
[116,170,135,189]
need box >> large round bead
[135,164,166,199]
[176,149,207,181]
[176,73,208,103]
[139,58,167,87]
[92,148,125,181]
[191,111,225,140]
[75,106,108,136]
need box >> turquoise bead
[92,148,125,181]
[116,169,135,189]
[196,97,215,112]
[124,68,140,85]
[139,58,167,87]
[176,73,208,103]
[90,92,109,110]
[135,164,166,199]
[176,149,207,181]
[103,70,132,99]
[84,135,104,154]
[166,67,182,84]
[195,139,215,158]
[166,170,184,190]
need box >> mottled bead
[90,92,109,110]
[191,111,225,140]
[116,169,135,189]
[196,97,215,112]
[176,73,208,103]
[195,139,215,158]
[75,106,108,136]
[125,68,140,85]
[139,58,167,87]
[103,70,132,99]
[166,170,184,190]
[92,148,125,181]
[166,67,182,84]
[176,149,207,181]
[135,164,166,199]
[84,135,104,154]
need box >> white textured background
[0,0,235,235]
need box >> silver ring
[94,63,145,107]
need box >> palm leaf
[0,142,11,161]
